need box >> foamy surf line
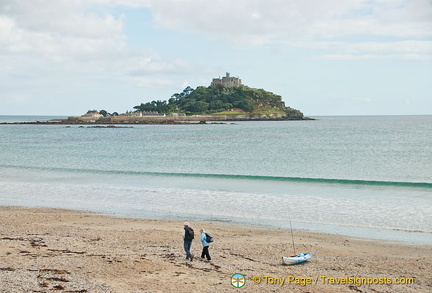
[2,164,431,189]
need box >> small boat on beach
[282,253,312,265]
[282,212,313,265]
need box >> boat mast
[289,213,296,255]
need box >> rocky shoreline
[0,121,227,126]
[0,116,314,126]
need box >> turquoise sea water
[0,115,431,244]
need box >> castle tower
[211,72,241,87]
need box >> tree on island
[99,110,118,117]
[133,84,304,119]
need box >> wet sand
[0,206,430,292]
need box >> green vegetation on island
[132,84,305,119]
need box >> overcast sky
[1,0,431,116]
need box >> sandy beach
[0,206,430,292]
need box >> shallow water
[1,115,431,244]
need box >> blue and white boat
[282,253,312,265]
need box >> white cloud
[6,1,122,38]
[0,0,195,87]
[144,0,432,62]
[128,56,194,76]
[87,0,151,8]
[0,0,127,62]
[147,0,432,45]
[2,0,430,69]
[0,15,24,51]
[306,40,432,60]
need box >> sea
[0,115,431,244]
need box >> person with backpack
[182,222,194,261]
[199,228,212,261]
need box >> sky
[1,0,431,116]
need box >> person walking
[182,222,194,261]
[200,228,211,261]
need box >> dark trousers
[201,245,211,260]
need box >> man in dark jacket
[182,222,194,261]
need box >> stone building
[211,72,242,87]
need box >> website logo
[231,273,246,288]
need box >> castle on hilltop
[211,72,242,87]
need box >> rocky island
[7,73,312,125]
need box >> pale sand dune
[0,206,430,292]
